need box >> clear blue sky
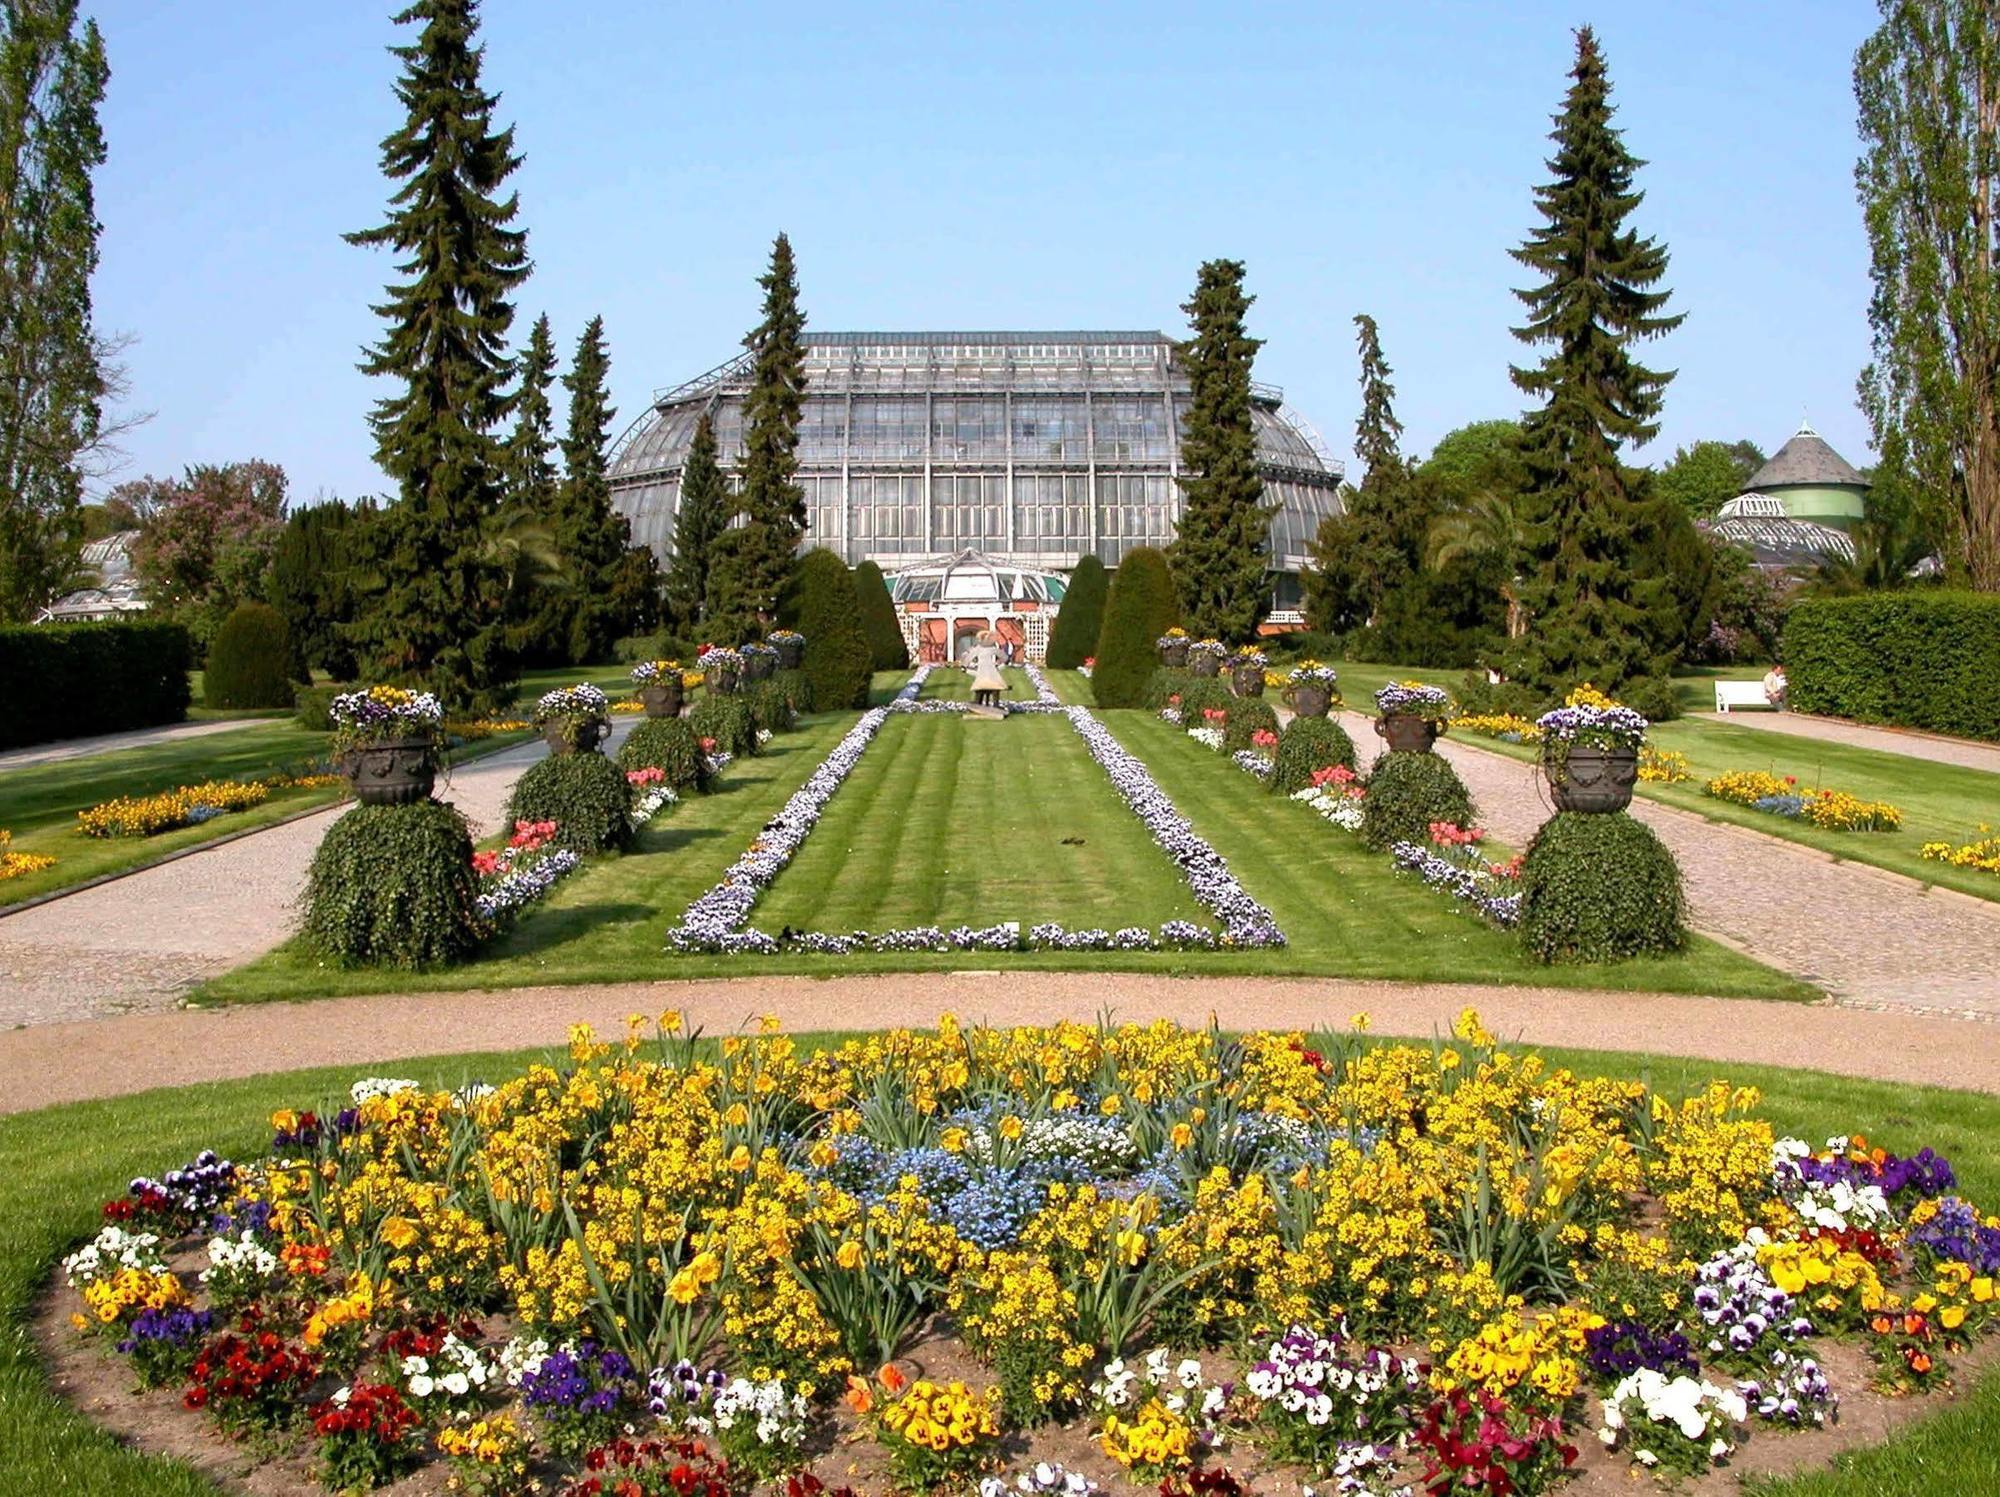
[90,0,1880,503]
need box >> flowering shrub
[329,684,444,750]
[77,779,270,837]
[875,1378,1003,1490]
[1703,771,1901,831]
[1373,680,1452,719]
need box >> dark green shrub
[1784,592,2000,741]
[295,684,342,731]
[1618,674,1681,723]
[618,717,710,791]
[1091,547,1179,707]
[1517,811,1686,962]
[1269,717,1359,794]
[203,602,296,710]
[268,500,358,681]
[1454,672,1545,719]
[300,801,482,967]
[1222,697,1279,753]
[772,667,811,716]
[1358,751,1475,850]
[1144,668,1193,711]
[853,559,909,671]
[507,751,634,854]
[1046,554,1108,669]
[1175,675,1234,734]
[789,548,874,710]
[690,693,756,757]
[1272,629,1342,661]
[0,619,191,748]
[746,678,797,735]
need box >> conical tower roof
[1745,421,1867,491]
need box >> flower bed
[1703,771,1903,832]
[330,685,444,751]
[1389,822,1523,926]
[1451,712,1541,744]
[0,828,55,880]
[56,1014,2000,1497]
[76,779,272,838]
[1921,831,2000,877]
[472,820,581,924]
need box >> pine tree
[1504,26,1683,695]
[1167,258,1270,642]
[0,1,108,622]
[554,314,630,660]
[710,234,807,633]
[1045,553,1107,668]
[1350,313,1404,489]
[664,411,724,631]
[344,0,527,709]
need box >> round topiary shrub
[618,717,710,791]
[507,752,634,854]
[772,667,812,717]
[690,693,756,758]
[300,800,482,968]
[204,602,296,710]
[1269,716,1359,794]
[1358,750,1475,849]
[746,678,797,736]
[1222,698,1279,753]
[1145,668,1193,712]
[1517,811,1687,962]
[853,559,910,671]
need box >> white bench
[1715,680,1776,712]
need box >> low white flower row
[1388,840,1523,926]
[475,845,582,924]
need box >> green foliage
[771,666,812,716]
[300,800,482,968]
[790,547,873,711]
[1454,673,1546,719]
[1655,439,1755,518]
[203,602,296,710]
[1091,546,1179,707]
[1617,674,1682,724]
[1518,811,1686,962]
[1856,2,2000,590]
[617,716,710,791]
[1785,591,2000,740]
[1174,675,1234,734]
[1144,667,1192,711]
[1269,716,1358,795]
[745,678,797,735]
[1504,28,1684,697]
[689,693,757,758]
[126,460,291,657]
[666,413,725,632]
[1420,420,1530,505]
[1168,260,1270,641]
[0,619,189,748]
[344,0,526,709]
[853,558,908,670]
[1359,751,1474,851]
[268,500,358,680]
[1046,554,1108,668]
[1342,550,1506,668]
[1222,697,1279,753]
[507,751,633,854]
[554,314,634,661]
[294,684,341,732]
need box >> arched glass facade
[608,332,1344,589]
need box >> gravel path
[0,723,634,1028]
[0,716,263,770]
[3,971,1997,1116]
[1334,712,2000,1019]
[1689,710,2000,775]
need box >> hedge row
[1784,592,2000,742]
[0,620,191,749]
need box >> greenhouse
[606,331,1345,607]
[881,549,1069,662]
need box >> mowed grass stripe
[914,667,1041,703]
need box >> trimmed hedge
[295,684,341,731]
[507,752,634,854]
[1091,547,1179,707]
[1518,811,1687,962]
[204,602,296,710]
[300,800,482,968]
[1269,717,1359,795]
[854,559,909,671]
[1784,592,2000,741]
[792,548,874,711]
[1046,554,1108,669]
[1358,751,1475,851]
[0,619,190,749]
[618,717,711,791]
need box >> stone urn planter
[707,662,741,695]
[542,719,609,755]
[1286,684,1333,719]
[1374,712,1441,754]
[1159,639,1189,669]
[742,651,776,683]
[770,635,805,670]
[1190,651,1221,679]
[638,679,683,719]
[1544,745,1638,813]
[1231,664,1266,699]
[341,739,437,806]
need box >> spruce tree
[1167,258,1270,642]
[664,411,724,631]
[1045,553,1107,668]
[344,0,528,708]
[504,311,558,516]
[710,234,807,633]
[555,314,629,661]
[1504,27,1683,695]
[1350,313,1404,487]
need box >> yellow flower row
[77,779,271,838]
[0,830,55,881]
[1452,713,1542,743]
[1921,831,2000,876]
[1637,746,1691,783]
[1702,770,1902,831]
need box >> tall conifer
[555,314,626,659]
[1504,26,1683,694]
[665,411,724,631]
[1168,258,1270,642]
[505,311,557,515]
[345,0,528,707]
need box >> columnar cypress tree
[1167,259,1270,642]
[852,557,908,670]
[554,313,629,660]
[344,0,528,708]
[1045,553,1107,668]
[0,1,108,622]
[665,412,724,631]
[1504,27,1683,695]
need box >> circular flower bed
[53,1015,2000,1495]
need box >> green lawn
[3,1038,1996,1496]
[202,669,1810,1004]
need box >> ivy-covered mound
[1518,810,1687,962]
[1172,675,1233,736]
[1221,697,1278,754]
[61,1014,1997,1497]
[745,678,798,736]
[299,800,482,968]
[690,693,757,758]
[1145,667,1192,713]
[506,752,634,854]
[618,718,712,792]
[1358,751,1475,850]
[1269,716,1358,795]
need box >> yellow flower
[998,1115,1024,1141]
[836,1240,864,1270]
[1350,1012,1371,1033]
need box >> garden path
[1333,710,2000,1020]
[0,716,261,770]
[0,721,636,1028]
[1687,710,2000,776]
[3,970,1998,1116]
